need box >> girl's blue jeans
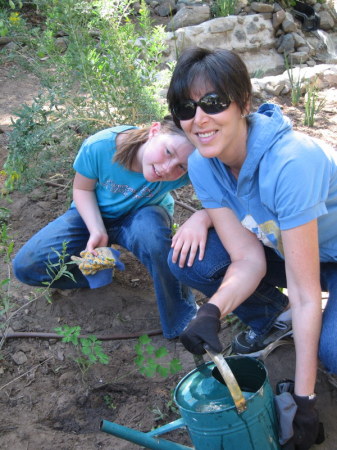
[168,228,337,374]
[13,206,197,339]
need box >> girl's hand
[85,230,109,255]
[171,210,212,268]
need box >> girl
[167,47,337,448]
[13,117,205,339]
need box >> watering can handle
[204,346,247,414]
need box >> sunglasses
[173,93,231,121]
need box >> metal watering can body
[100,356,280,450]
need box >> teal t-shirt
[72,126,190,218]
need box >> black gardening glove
[180,303,222,355]
[292,394,321,450]
[275,379,324,450]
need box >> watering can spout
[100,419,192,450]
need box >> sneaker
[231,319,293,357]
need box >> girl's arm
[282,219,322,396]
[171,209,212,267]
[73,172,109,253]
[207,207,266,315]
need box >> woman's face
[178,85,248,167]
[141,126,195,182]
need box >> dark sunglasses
[173,93,231,121]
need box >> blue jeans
[168,228,337,374]
[13,206,197,339]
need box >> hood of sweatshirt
[206,103,293,202]
[238,103,292,198]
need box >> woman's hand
[171,209,212,267]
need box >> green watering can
[100,352,280,449]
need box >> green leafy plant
[43,241,76,291]
[4,0,167,192]
[284,54,303,106]
[134,334,182,377]
[0,0,22,10]
[103,394,117,410]
[55,324,110,374]
[304,81,325,127]
[0,240,75,352]
[211,0,237,18]
[0,224,15,323]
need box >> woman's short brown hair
[167,47,252,128]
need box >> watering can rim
[174,356,269,416]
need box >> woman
[167,47,337,448]
[13,117,207,339]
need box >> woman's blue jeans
[168,228,337,374]
[13,206,197,339]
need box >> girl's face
[178,85,248,169]
[140,124,195,182]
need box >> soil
[1,56,337,449]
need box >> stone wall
[154,0,337,75]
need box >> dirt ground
[1,57,337,450]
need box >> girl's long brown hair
[114,116,188,170]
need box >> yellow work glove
[71,246,124,276]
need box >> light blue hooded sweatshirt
[188,103,337,262]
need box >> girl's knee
[12,245,49,285]
[13,252,35,284]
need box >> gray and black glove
[180,303,222,354]
[275,379,324,450]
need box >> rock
[155,0,176,17]
[55,37,68,53]
[290,51,310,64]
[12,351,28,365]
[166,4,210,31]
[318,11,335,31]
[250,2,274,13]
[0,36,11,45]
[273,9,286,29]
[277,33,295,54]
[282,12,298,33]
[292,32,307,48]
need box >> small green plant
[211,0,237,18]
[284,54,302,106]
[166,390,179,415]
[172,222,179,235]
[0,240,75,352]
[43,241,76,293]
[1,0,23,9]
[134,334,182,377]
[103,394,117,410]
[150,405,167,422]
[0,223,15,321]
[303,81,325,127]
[55,324,110,375]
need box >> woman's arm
[207,207,266,316]
[179,206,267,354]
[73,172,109,253]
[171,209,212,267]
[282,219,322,396]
